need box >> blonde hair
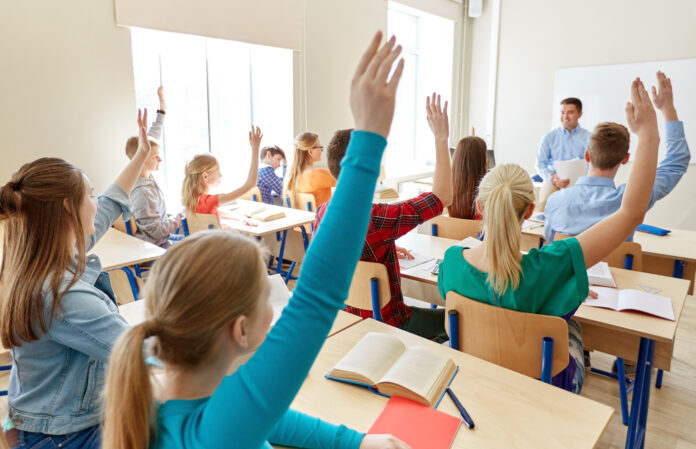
[477,163,535,296]
[286,132,319,207]
[182,154,219,213]
[103,231,267,449]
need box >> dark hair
[326,129,353,179]
[560,97,582,112]
[449,137,488,219]
[259,145,286,162]
[125,136,139,159]
[588,122,630,170]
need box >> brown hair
[103,231,267,449]
[0,158,87,347]
[449,137,488,219]
[181,154,219,213]
[477,164,535,296]
[561,97,583,112]
[588,122,631,170]
[259,145,286,162]
[286,132,319,206]
[326,129,353,179]
[125,137,139,159]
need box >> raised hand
[137,109,152,157]
[350,32,405,138]
[359,434,411,449]
[249,125,263,151]
[625,78,658,138]
[426,92,449,143]
[650,71,678,121]
[157,86,167,113]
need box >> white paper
[522,220,543,230]
[583,287,619,310]
[457,236,483,248]
[553,158,587,186]
[398,251,434,270]
[618,289,675,321]
[268,274,291,325]
[587,262,617,288]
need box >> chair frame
[429,215,482,240]
[346,261,391,321]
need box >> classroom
[0,0,695,448]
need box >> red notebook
[367,396,461,449]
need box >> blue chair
[346,261,391,322]
[445,291,569,384]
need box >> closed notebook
[583,287,675,321]
[368,396,461,449]
[326,332,458,407]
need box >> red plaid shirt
[314,192,443,327]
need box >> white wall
[467,0,696,230]
[0,0,137,194]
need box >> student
[314,93,453,340]
[181,126,262,219]
[438,78,660,394]
[544,71,690,242]
[102,32,409,449]
[286,132,336,208]
[126,86,182,248]
[257,145,287,205]
[449,136,488,220]
[0,111,154,449]
[536,97,592,210]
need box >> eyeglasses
[312,146,324,151]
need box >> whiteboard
[553,58,695,162]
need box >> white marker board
[554,58,695,162]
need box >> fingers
[353,31,382,82]
[650,85,658,103]
[376,44,402,83]
[386,57,404,94]
[588,289,598,299]
[625,102,635,124]
[630,78,640,107]
[365,35,396,80]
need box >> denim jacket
[8,184,131,435]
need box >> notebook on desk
[583,287,675,321]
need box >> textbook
[587,262,617,288]
[374,185,399,199]
[368,396,461,449]
[326,332,458,407]
[244,205,286,222]
[583,287,675,321]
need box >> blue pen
[446,387,475,429]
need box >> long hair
[449,137,488,219]
[286,132,319,207]
[477,163,535,296]
[182,154,219,213]
[103,231,267,449]
[0,158,87,347]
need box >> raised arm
[114,109,152,195]
[217,126,262,205]
[427,93,452,207]
[576,78,660,268]
[147,86,166,142]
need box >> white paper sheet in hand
[553,158,587,186]
[398,251,434,270]
[268,274,291,325]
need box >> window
[130,28,294,210]
[386,2,454,168]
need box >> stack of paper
[553,158,587,186]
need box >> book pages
[380,346,451,401]
[332,333,406,385]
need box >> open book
[244,205,286,222]
[375,185,399,199]
[457,236,482,248]
[587,262,616,288]
[583,287,675,321]
[326,332,458,407]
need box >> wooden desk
[286,319,613,449]
[219,199,315,238]
[89,228,165,271]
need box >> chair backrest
[113,215,138,236]
[183,212,220,235]
[346,261,391,321]
[241,186,262,202]
[554,233,643,271]
[285,191,317,212]
[428,215,481,240]
[445,291,569,378]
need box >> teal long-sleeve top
[152,131,386,449]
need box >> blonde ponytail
[477,164,535,296]
[285,132,318,207]
[182,154,219,213]
[102,322,155,449]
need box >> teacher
[536,97,591,210]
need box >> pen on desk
[446,387,475,429]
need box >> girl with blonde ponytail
[103,32,410,449]
[439,77,663,394]
[286,131,336,208]
[0,110,154,449]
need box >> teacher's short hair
[560,97,583,112]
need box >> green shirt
[438,238,589,317]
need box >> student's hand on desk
[350,31,404,139]
[625,77,658,138]
[588,289,598,299]
[395,245,414,260]
[136,109,152,157]
[650,71,678,121]
[360,434,411,449]
[157,86,166,112]
[249,125,263,151]
[426,92,449,142]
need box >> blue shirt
[257,163,286,205]
[544,121,690,242]
[536,126,591,181]
[153,131,386,449]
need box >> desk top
[219,200,315,237]
[89,228,165,271]
[397,232,459,286]
[288,319,613,449]
[575,267,688,343]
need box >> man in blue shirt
[257,145,287,204]
[544,71,690,242]
[536,97,591,210]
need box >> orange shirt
[196,193,220,220]
[298,168,336,207]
